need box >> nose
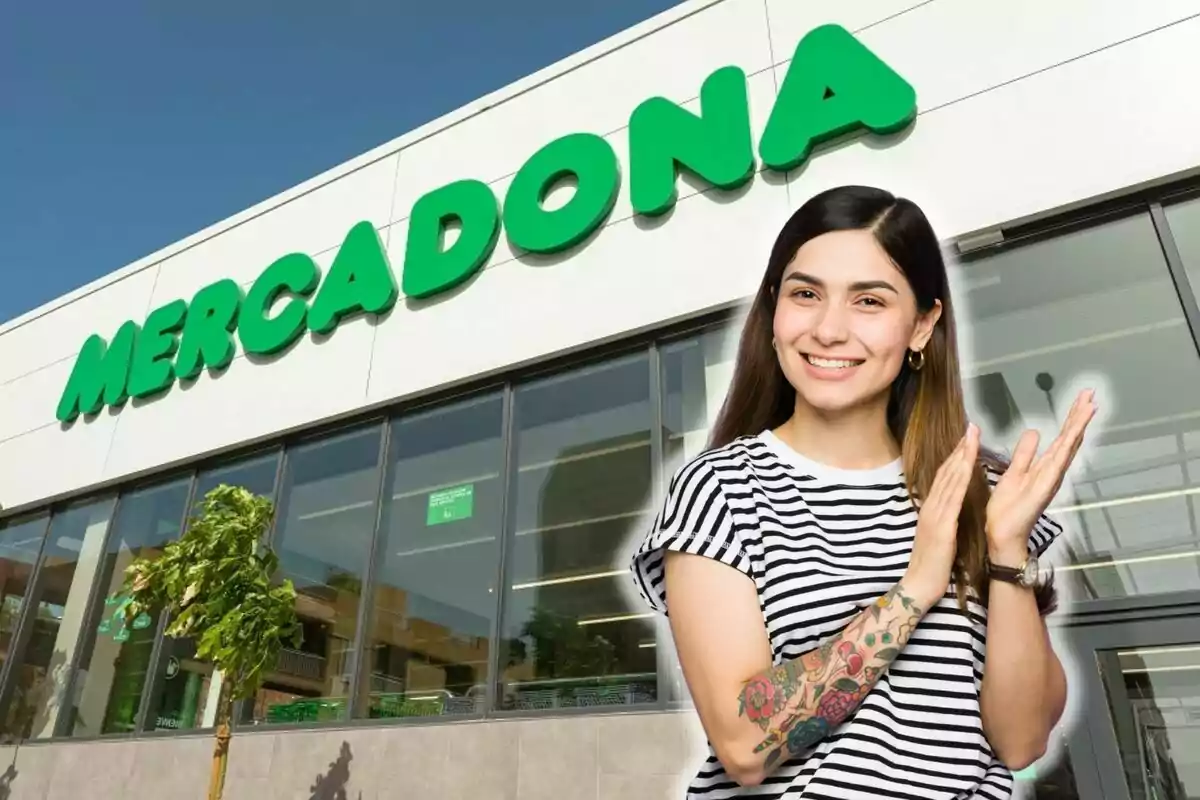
[812,303,851,346]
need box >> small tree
[122,484,301,800]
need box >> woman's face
[772,229,942,415]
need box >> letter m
[56,321,139,423]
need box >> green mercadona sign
[55,24,917,423]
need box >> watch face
[1022,556,1040,586]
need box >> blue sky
[0,0,684,324]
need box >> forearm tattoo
[737,584,926,771]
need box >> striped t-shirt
[630,431,1061,800]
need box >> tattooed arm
[664,428,980,786]
[665,550,940,786]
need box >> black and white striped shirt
[630,431,1061,799]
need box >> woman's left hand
[985,389,1097,562]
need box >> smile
[804,354,864,369]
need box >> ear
[909,299,943,351]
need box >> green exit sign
[427,484,475,526]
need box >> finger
[1063,398,1097,463]
[1033,411,1097,505]
[1034,389,1092,471]
[1042,399,1097,491]
[925,431,970,512]
[1009,429,1040,474]
[940,425,979,518]
[1042,391,1096,471]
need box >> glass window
[1097,643,1200,800]
[141,452,280,733]
[0,516,49,680]
[659,328,737,705]
[498,354,657,711]
[662,328,737,478]
[1164,195,1200,307]
[1,499,117,742]
[65,481,190,737]
[248,427,383,726]
[355,394,504,720]
[961,212,1200,600]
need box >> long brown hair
[710,186,1054,614]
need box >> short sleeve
[629,457,755,616]
[1027,512,1063,558]
[983,464,1064,558]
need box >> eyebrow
[783,271,900,294]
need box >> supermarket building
[2,1,1200,798]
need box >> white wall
[2,0,1200,514]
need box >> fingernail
[967,423,978,437]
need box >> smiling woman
[630,186,1087,799]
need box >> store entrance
[1058,607,1200,800]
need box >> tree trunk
[206,676,234,800]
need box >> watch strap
[988,558,1030,586]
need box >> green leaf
[120,484,295,702]
[877,648,900,662]
[833,678,859,693]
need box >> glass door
[1070,612,1200,800]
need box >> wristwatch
[988,553,1039,588]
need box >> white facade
[3,0,1200,515]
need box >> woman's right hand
[903,423,980,608]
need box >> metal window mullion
[1150,202,1200,590]
[344,420,393,722]
[1150,202,1200,360]
[134,471,200,734]
[265,446,295,550]
[484,383,518,718]
[235,447,296,728]
[133,610,173,735]
[0,514,54,734]
[231,447,287,726]
[53,494,125,738]
[647,342,669,711]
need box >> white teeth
[806,355,860,369]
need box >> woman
[629,185,1095,799]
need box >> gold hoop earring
[907,349,925,371]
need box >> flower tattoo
[738,583,927,775]
[740,674,780,727]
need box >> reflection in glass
[250,427,382,725]
[356,395,504,720]
[660,330,736,706]
[0,516,48,680]
[1099,644,1200,800]
[0,500,117,741]
[499,354,657,710]
[662,328,736,474]
[961,212,1200,598]
[1165,196,1200,314]
[67,482,190,737]
[142,453,280,733]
